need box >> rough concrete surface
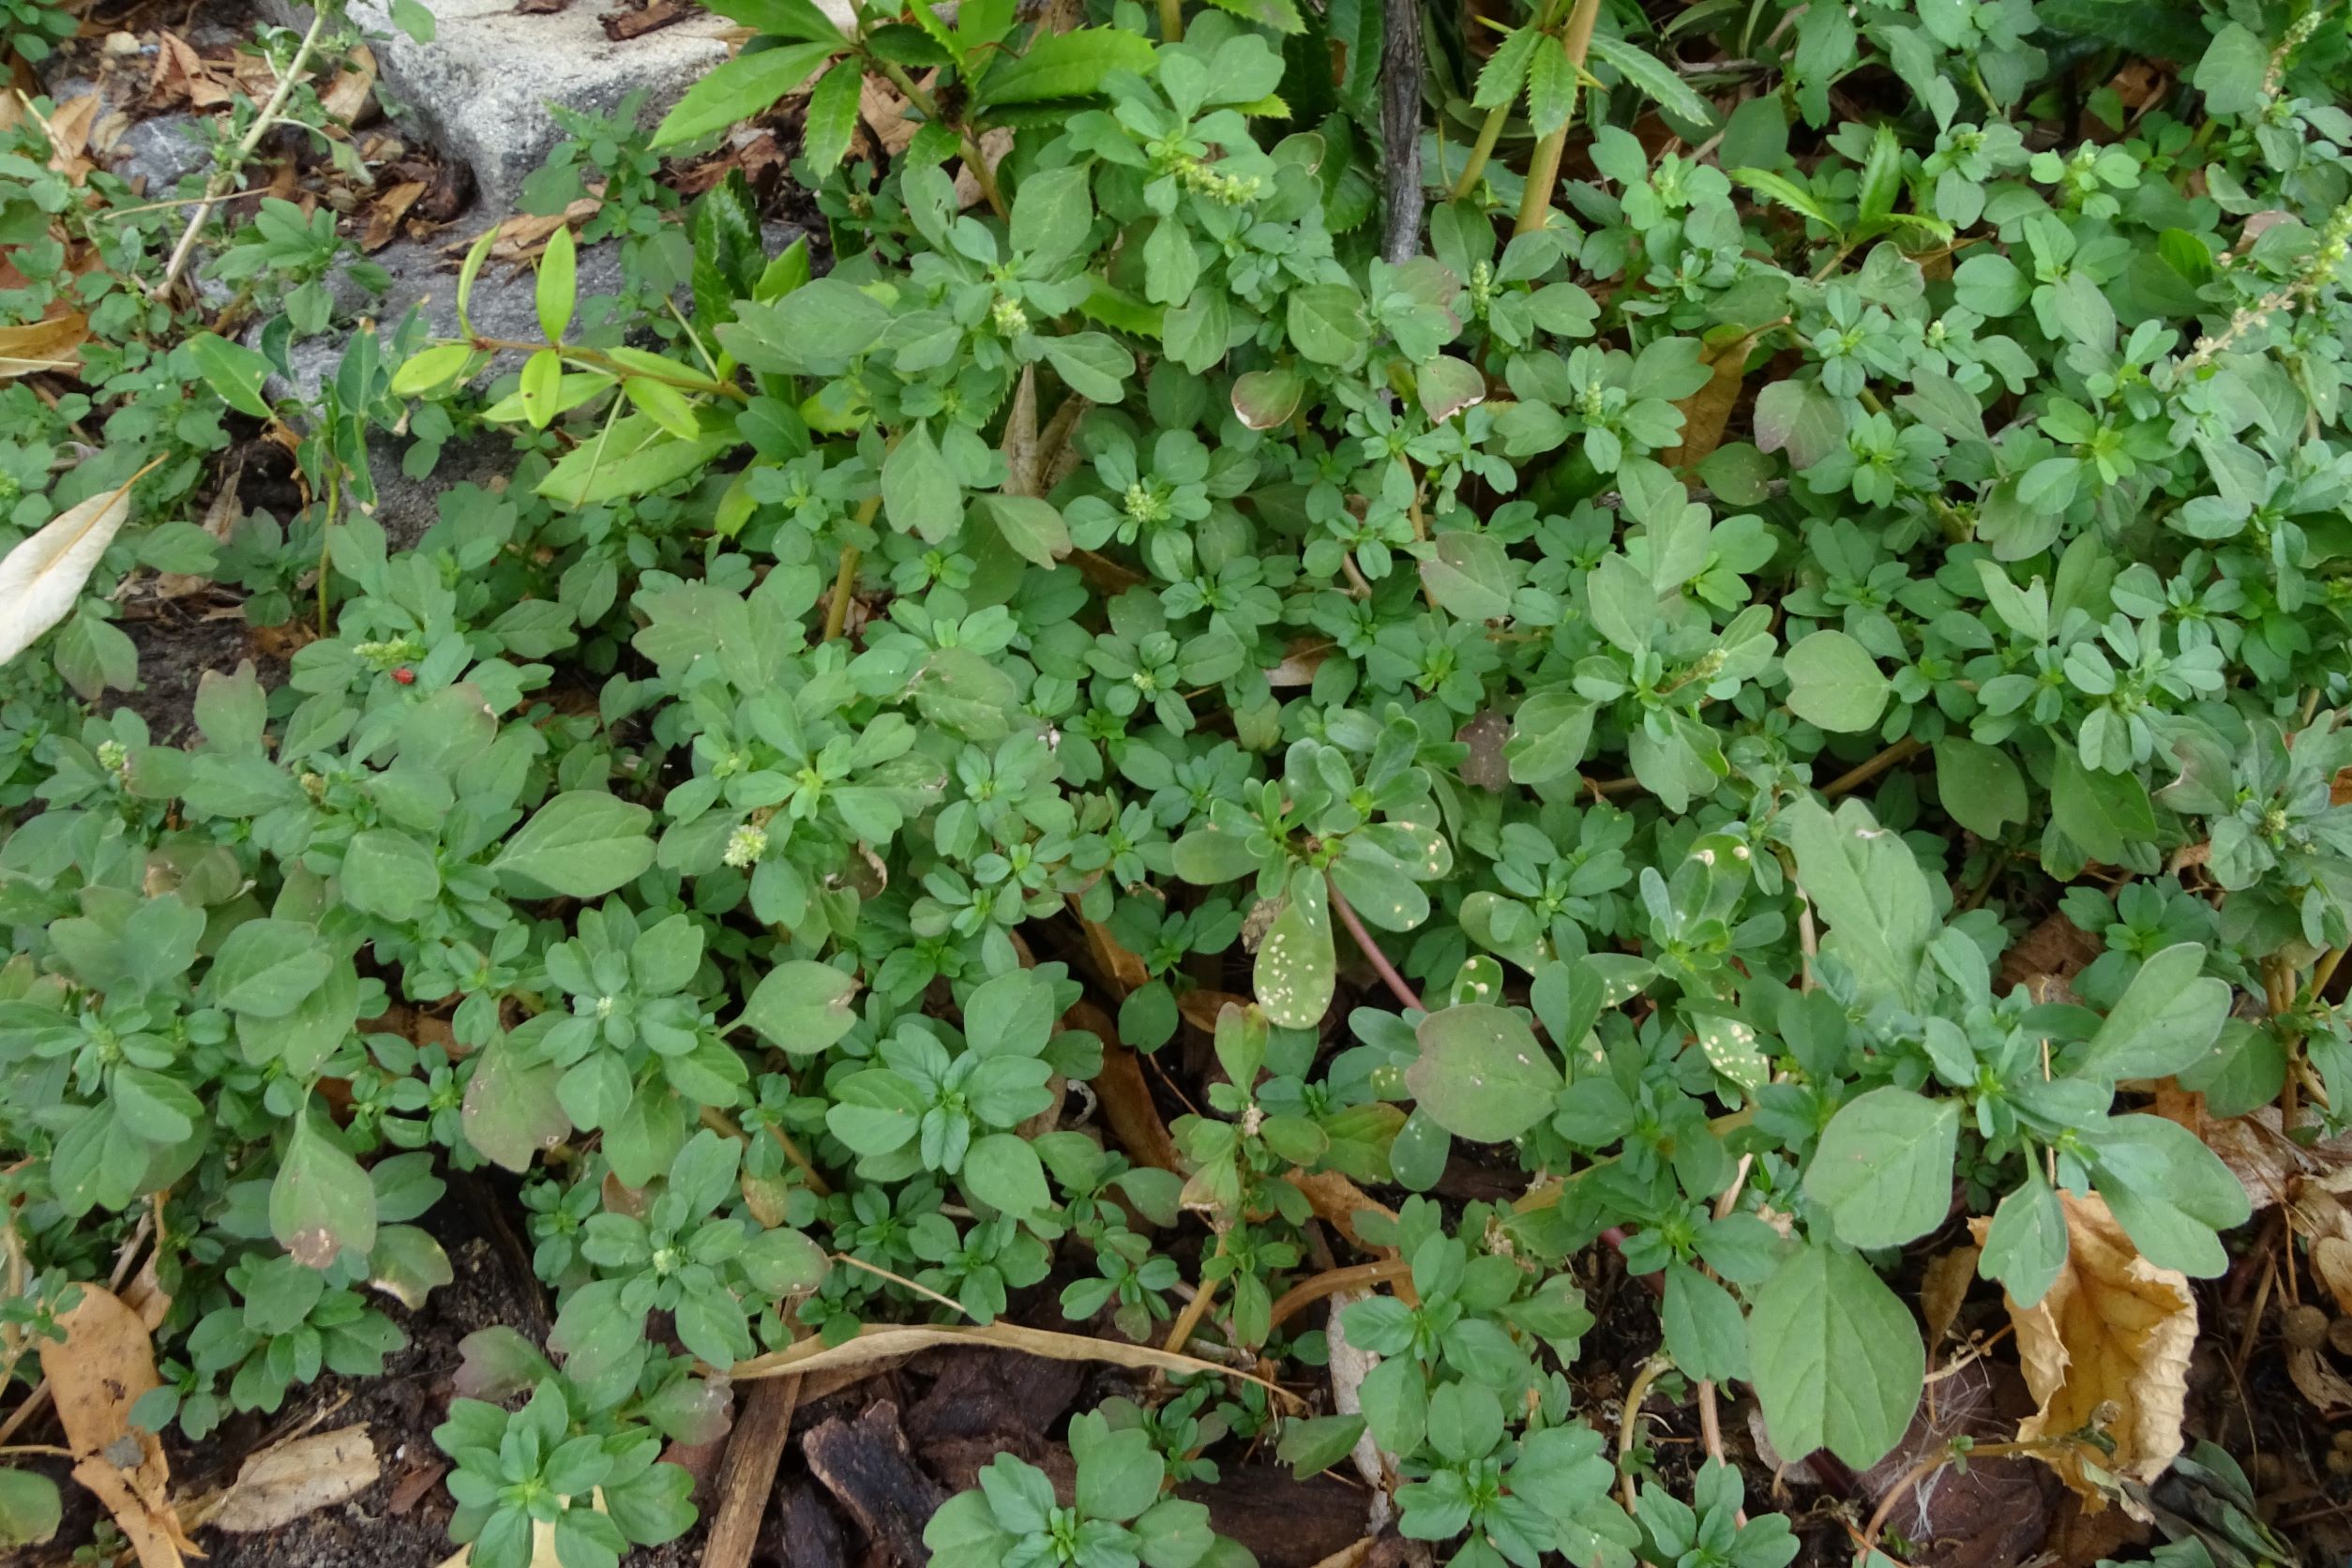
[260,0,739,210]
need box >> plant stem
[1162,1252,1221,1353]
[823,487,889,641]
[1616,1351,1671,1513]
[155,7,329,298]
[867,56,1009,219]
[1512,0,1602,236]
[1327,876,1425,1012]
[1821,735,1923,798]
[1450,105,1509,201]
[1156,0,1184,41]
[314,467,339,637]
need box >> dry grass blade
[0,460,158,666]
[731,1322,1300,1404]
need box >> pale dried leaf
[2314,1234,2352,1317]
[1326,1289,1395,1515]
[1969,1192,2194,1503]
[1001,364,1040,497]
[2288,1344,2352,1414]
[321,45,378,125]
[0,310,88,378]
[40,1286,192,1568]
[212,1426,380,1532]
[1920,1243,1981,1348]
[45,94,98,176]
[0,467,143,665]
[363,180,427,252]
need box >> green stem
[1156,0,1184,40]
[1512,0,1602,236]
[867,55,1009,219]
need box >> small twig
[701,1377,800,1568]
[1327,878,1425,1013]
[156,8,331,298]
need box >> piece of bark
[702,1378,800,1568]
[902,1350,1083,1449]
[756,1479,848,1568]
[1179,1467,1367,1568]
[604,0,687,38]
[801,1400,946,1566]
[1379,0,1425,264]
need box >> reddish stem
[1325,876,1425,1013]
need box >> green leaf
[1418,531,1515,622]
[208,918,333,1018]
[519,348,564,430]
[719,279,888,375]
[963,1132,1049,1218]
[2087,1113,2250,1277]
[1662,1262,1749,1382]
[1042,333,1133,402]
[740,1226,831,1294]
[1802,1087,1959,1249]
[1785,798,1931,1008]
[2050,750,2155,864]
[690,169,764,333]
[1277,1414,1368,1479]
[1254,870,1334,1030]
[2077,942,2231,1082]
[188,331,275,418]
[1731,167,1833,227]
[2193,23,2269,117]
[1980,1164,2067,1308]
[272,1113,376,1269]
[1198,0,1304,34]
[461,1033,571,1171]
[341,829,441,923]
[1933,737,2026,839]
[802,60,863,176]
[536,222,576,343]
[981,494,1069,567]
[0,1470,60,1547]
[1288,283,1368,366]
[1749,1242,1922,1469]
[653,41,839,146]
[741,960,861,1054]
[978,27,1158,105]
[1586,32,1719,128]
[536,415,738,508]
[883,424,965,544]
[390,342,474,397]
[492,792,655,898]
[1406,1003,1562,1143]
[703,0,847,42]
[1783,629,1890,731]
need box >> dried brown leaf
[0,310,88,378]
[212,1426,380,1532]
[1969,1192,2194,1504]
[1078,915,1148,996]
[321,46,377,125]
[363,180,427,252]
[1001,364,1040,497]
[1920,1243,1981,1349]
[1658,327,1758,470]
[2287,1344,2352,1414]
[39,1285,194,1568]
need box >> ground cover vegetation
[1,0,2351,1562]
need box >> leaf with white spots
[1254,870,1334,1030]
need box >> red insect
[392,668,415,685]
